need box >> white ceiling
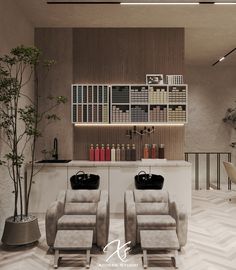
[14,0,236,66]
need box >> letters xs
[103,239,131,263]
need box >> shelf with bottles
[168,105,187,122]
[168,85,187,104]
[131,105,148,122]
[71,84,109,123]
[130,85,149,104]
[149,105,168,122]
[148,85,168,104]
[111,85,130,104]
[72,83,188,124]
[89,143,137,161]
[111,105,130,123]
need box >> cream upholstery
[223,161,236,201]
[45,190,109,248]
[124,190,188,248]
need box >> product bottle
[151,144,157,159]
[95,144,100,161]
[100,144,105,161]
[121,144,126,161]
[111,144,116,161]
[158,144,165,159]
[126,144,131,161]
[131,144,136,161]
[89,144,95,161]
[116,144,121,161]
[143,144,149,159]
[105,144,111,161]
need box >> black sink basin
[135,172,164,189]
[36,159,72,163]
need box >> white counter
[33,160,191,167]
[28,160,192,215]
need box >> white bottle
[111,144,116,161]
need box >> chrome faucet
[52,138,58,160]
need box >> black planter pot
[1,215,41,246]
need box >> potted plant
[0,45,67,245]
[223,103,236,148]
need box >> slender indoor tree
[0,45,66,221]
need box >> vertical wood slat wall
[73,126,184,160]
[73,28,185,160]
[35,28,185,160]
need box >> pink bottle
[95,144,100,161]
[105,144,111,161]
[100,144,105,161]
[89,144,94,161]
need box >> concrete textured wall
[185,65,236,188]
[0,0,34,238]
[35,28,73,160]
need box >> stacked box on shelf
[71,84,109,123]
[112,105,130,123]
[168,105,186,122]
[169,85,187,104]
[111,85,129,103]
[130,85,148,103]
[111,86,130,123]
[150,105,167,122]
[149,85,168,104]
[131,105,148,122]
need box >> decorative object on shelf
[146,74,164,85]
[0,46,67,245]
[166,75,183,85]
[126,126,155,140]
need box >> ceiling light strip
[121,2,236,5]
[212,48,236,66]
[120,2,199,5]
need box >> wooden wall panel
[35,28,185,160]
[73,28,184,84]
[73,28,185,160]
[73,126,184,160]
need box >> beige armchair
[46,190,109,248]
[124,190,188,249]
[223,161,236,202]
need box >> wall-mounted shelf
[72,83,188,125]
[72,84,109,123]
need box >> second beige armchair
[124,190,188,248]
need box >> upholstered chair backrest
[64,190,101,215]
[134,190,169,215]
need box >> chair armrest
[45,200,64,247]
[169,200,188,248]
[124,191,137,246]
[96,190,109,248]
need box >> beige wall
[35,28,73,160]
[0,0,34,237]
[185,64,236,153]
[185,64,236,188]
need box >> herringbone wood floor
[1,190,236,269]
